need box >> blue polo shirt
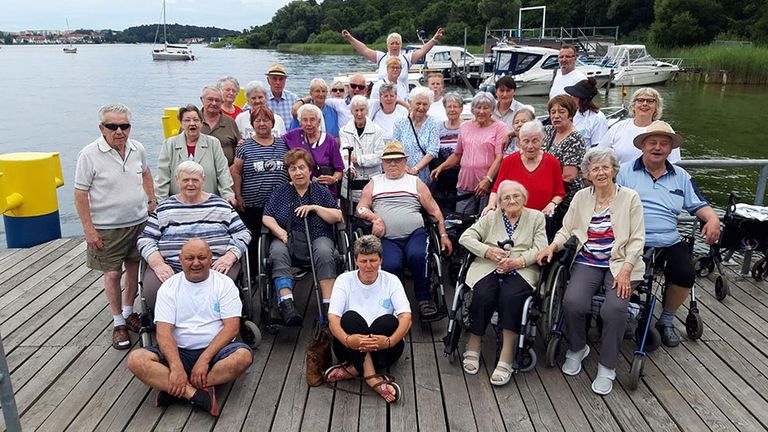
[616,157,709,248]
[263,180,337,241]
[267,88,298,127]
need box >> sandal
[365,374,401,404]
[462,350,480,375]
[323,362,358,383]
[490,361,513,386]
[418,300,438,319]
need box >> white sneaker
[591,363,616,395]
[561,345,590,376]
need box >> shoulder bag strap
[409,117,427,156]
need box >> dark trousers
[240,206,264,274]
[469,271,532,336]
[656,241,696,288]
[381,228,430,301]
[332,311,404,374]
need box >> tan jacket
[551,185,646,280]
[459,207,548,288]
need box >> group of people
[73,33,719,416]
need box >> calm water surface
[0,44,765,245]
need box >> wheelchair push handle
[725,191,741,217]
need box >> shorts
[86,223,145,272]
[142,341,252,376]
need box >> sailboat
[151,0,194,61]
[63,19,77,54]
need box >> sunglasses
[102,123,131,131]
[349,83,367,90]
[331,88,344,93]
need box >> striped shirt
[575,208,614,268]
[137,195,251,272]
[371,173,423,239]
[235,137,290,208]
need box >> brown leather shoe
[125,313,141,333]
[112,325,130,350]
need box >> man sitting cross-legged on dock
[127,239,253,416]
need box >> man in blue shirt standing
[265,63,298,125]
[616,121,720,347]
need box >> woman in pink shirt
[430,92,507,215]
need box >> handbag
[287,187,311,262]
[409,118,440,171]
[306,324,332,386]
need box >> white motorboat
[63,19,77,54]
[404,44,485,79]
[481,45,612,97]
[151,0,194,61]
[598,44,681,86]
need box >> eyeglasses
[102,123,131,131]
[349,83,367,90]
[331,88,344,93]
[202,96,223,103]
[389,65,402,70]
[589,165,613,174]
[634,98,657,104]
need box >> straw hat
[633,120,683,149]
[381,141,407,159]
[265,64,288,77]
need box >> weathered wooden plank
[434,340,478,432]
[537,349,595,431]
[0,346,81,430]
[37,344,129,431]
[619,345,711,431]
[91,377,151,431]
[580,352,654,432]
[5,346,39,374]
[410,321,447,432]
[388,335,416,432]
[0,239,67,283]
[184,381,235,432]
[516,369,565,432]
[0,239,78,295]
[7,346,59,394]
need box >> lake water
[0,43,766,246]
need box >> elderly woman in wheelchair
[536,147,645,395]
[262,148,343,326]
[137,160,251,309]
[458,180,547,386]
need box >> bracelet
[550,200,558,205]
[485,175,493,183]
[298,99,305,105]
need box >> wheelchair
[442,236,563,374]
[137,250,261,350]
[256,220,352,333]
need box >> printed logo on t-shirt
[381,298,392,309]
[213,303,221,314]
[253,160,284,173]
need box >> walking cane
[344,146,355,240]
[304,217,326,327]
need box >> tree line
[229,0,767,48]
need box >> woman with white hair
[430,92,507,214]
[282,104,345,199]
[393,87,440,184]
[459,180,547,386]
[218,76,243,119]
[370,56,410,101]
[339,95,385,203]
[235,80,286,139]
[537,147,645,395]
[290,78,350,138]
[599,87,680,163]
[138,160,251,306]
[341,28,444,88]
[368,83,409,141]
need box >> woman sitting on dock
[599,87,681,163]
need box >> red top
[492,152,565,211]
[221,105,243,120]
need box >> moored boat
[597,44,681,86]
[151,0,194,61]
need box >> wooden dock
[3,238,768,431]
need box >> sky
[0,0,293,32]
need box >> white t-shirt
[375,51,413,88]
[235,110,286,139]
[154,271,242,350]
[368,101,408,141]
[328,270,411,326]
[428,99,448,123]
[599,118,682,164]
[573,109,609,148]
[371,79,410,102]
[549,69,587,100]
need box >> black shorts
[655,242,696,288]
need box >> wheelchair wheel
[686,310,704,340]
[545,334,562,368]
[241,320,262,349]
[645,325,662,353]
[751,258,767,281]
[694,257,714,277]
[715,276,729,301]
[515,348,537,373]
[628,355,644,390]
[543,265,566,342]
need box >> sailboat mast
[163,0,167,44]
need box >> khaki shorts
[86,223,145,272]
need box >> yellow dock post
[0,152,64,248]
[161,107,181,139]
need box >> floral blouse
[543,125,586,208]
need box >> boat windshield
[495,51,542,75]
